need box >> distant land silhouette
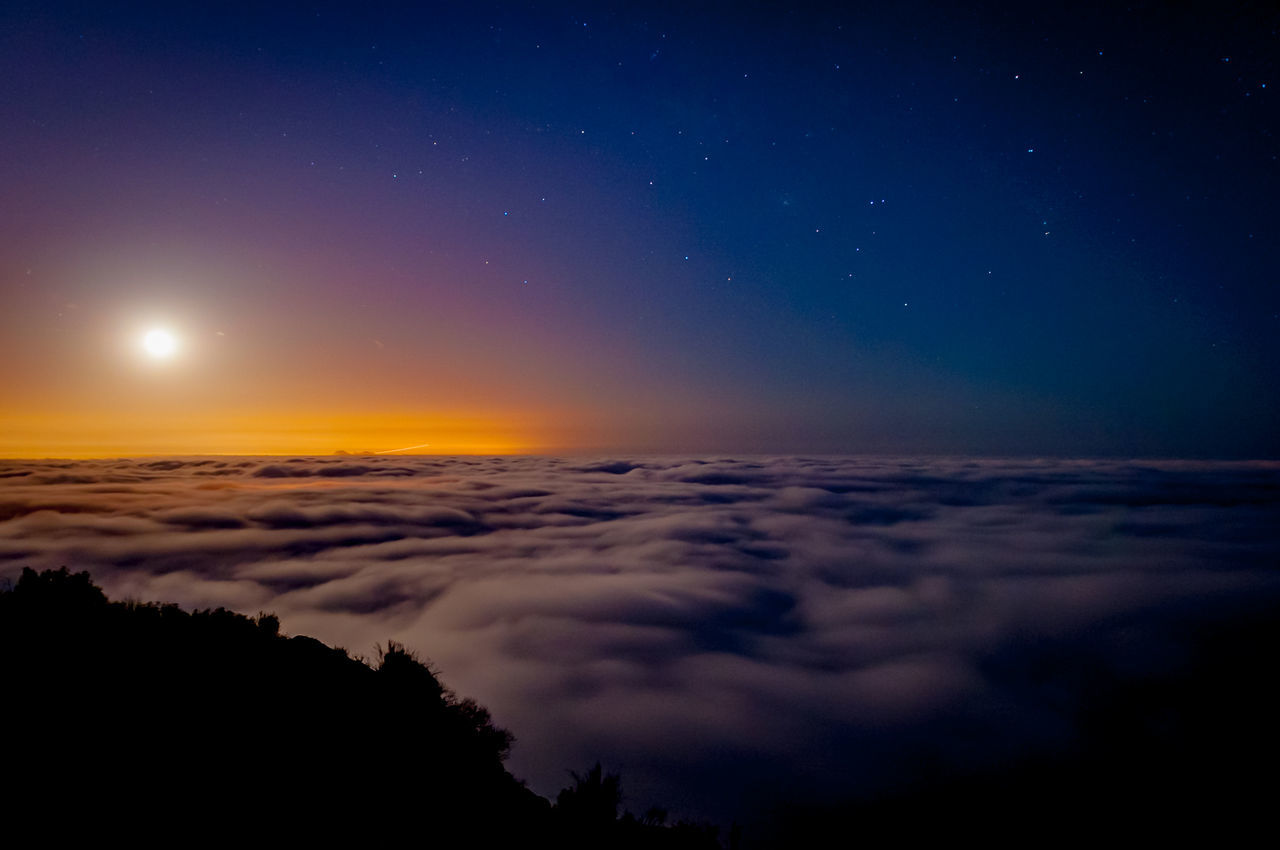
[1,568,722,847]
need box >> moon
[142,329,178,359]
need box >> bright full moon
[142,329,178,359]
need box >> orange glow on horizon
[0,278,688,460]
[0,409,545,458]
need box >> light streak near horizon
[374,443,434,454]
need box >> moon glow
[142,329,178,359]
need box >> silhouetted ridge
[1,568,722,848]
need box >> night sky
[1,1,1277,457]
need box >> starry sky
[1,1,1276,457]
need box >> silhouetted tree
[557,761,622,826]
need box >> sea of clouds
[3,455,1279,825]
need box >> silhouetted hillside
[10,566,1274,847]
[1,568,722,848]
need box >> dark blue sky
[2,1,1276,457]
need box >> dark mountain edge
[758,592,1280,847]
[6,567,1280,846]
[1,567,722,847]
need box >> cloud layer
[3,455,1278,824]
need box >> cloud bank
[3,455,1278,825]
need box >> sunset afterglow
[0,408,538,458]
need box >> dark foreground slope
[1,568,720,848]
[8,565,1278,847]
[761,598,1280,847]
